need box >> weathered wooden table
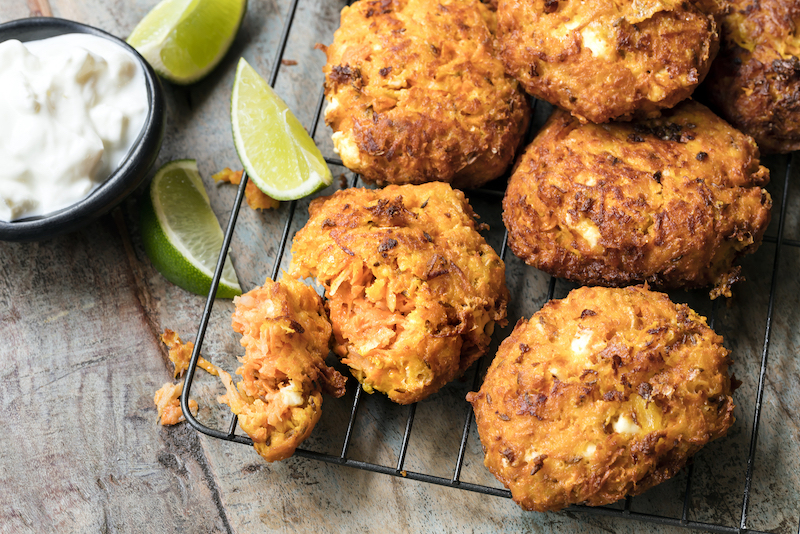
[2,1,800,532]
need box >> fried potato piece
[289,183,508,404]
[218,278,346,462]
[503,101,772,298]
[154,382,198,426]
[702,0,800,153]
[467,285,735,512]
[322,0,530,187]
[496,0,719,123]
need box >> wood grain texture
[1,0,799,532]
[0,221,229,534]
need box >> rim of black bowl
[0,17,165,242]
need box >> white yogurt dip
[0,33,148,222]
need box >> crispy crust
[289,183,508,404]
[496,0,719,123]
[218,278,346,462]
[323,0,530,187]
[503,101,772,298]
[467,285,735,512]
[702,0,800,153]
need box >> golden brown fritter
[503,101,772,299]
[218,278,347,462]
[702,0,800,153]
[322,0,530,188]
[467,285,736,512]
[289,183,508,404]
[496,0,719,123]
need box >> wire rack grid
[180,0,798,532]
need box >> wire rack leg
[396,404,417,473]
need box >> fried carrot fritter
[496,0,720,123]
[467,285,736,511]
[702,0,800,153]
[290,183,508,404]
[503,101,772,298]
[323,0,529,187]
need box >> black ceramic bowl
[0,17,165,242]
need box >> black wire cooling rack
[181,0,798,531]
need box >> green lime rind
[128,0,247,85]
[231,58,333,201]
[140,160,242,299]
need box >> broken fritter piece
[467,285,736,511]
[218,277,346,462]
[213,167,280,210]
[289,183,508,404]
[154,382,198,426]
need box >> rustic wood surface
[1,0,800,532]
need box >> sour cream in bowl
[0,17,164,242]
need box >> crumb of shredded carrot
[154,382,198,426]
[212,167,279,210]
[160,329,218,378]
[212,167,244,184]
[245,181,280,210]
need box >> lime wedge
[140,160,242,298]
[127,0,247,85]
[231,58,333,200]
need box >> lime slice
[231,58,333,200]
[127,0,247,85]
[140,159,242,298]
